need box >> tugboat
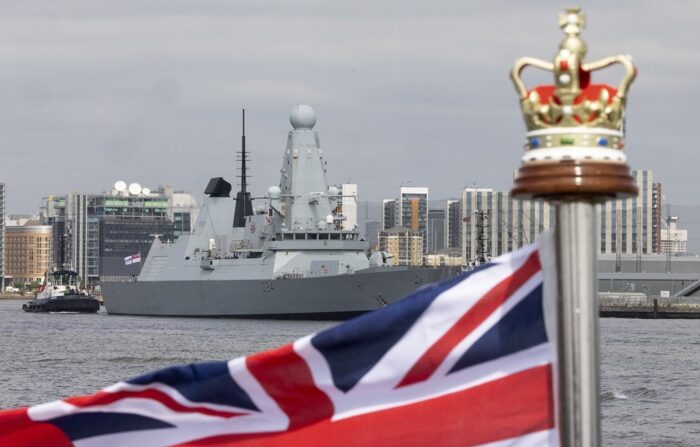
[22,270,100,313]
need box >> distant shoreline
[601,305,700,319]
[0,294,28,300]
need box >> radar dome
[128,182,142,195]
[328,186,339,197]
[268,186,281,199]
[290,104,316,130]
[142,187,151,195]
[114,180,127,192]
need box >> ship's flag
[0,238,559,447]
[124,253,141,266]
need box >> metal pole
[555,201,600,447]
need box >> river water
[1,300,698,445]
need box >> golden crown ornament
[510,8,638,199]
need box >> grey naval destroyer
[102,105,455,319]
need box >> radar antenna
[233,109,254,227]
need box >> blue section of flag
[127,361,259,412]
[50,412,175,440]
[311,263,496,393]
[449,284,547,374]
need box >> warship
[102,105,455,318]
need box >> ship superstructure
[102,105,454,318]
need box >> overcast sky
[1,1,698,214]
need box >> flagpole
[509,8,638,446]
[554,201,600,445]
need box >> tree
[12,282,25,296]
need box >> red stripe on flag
[64,389,246,419]
[246,344,334,429]
[0,408,73,447]
[175,365,554,447]
[397,251,542,388]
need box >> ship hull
[102,267,457,319]
[22,295,101,313]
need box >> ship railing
[275,269,356,280]
[99,275,138,283]
[276,231,360,241]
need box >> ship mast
[233,109,253,227]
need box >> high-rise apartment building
[652,182,662,253]
[381,199,398,230]
[598,170,655,255]
[427,209,445,254]
[364,220,381,250]
[378,226,424,266]
[399,187,429,252]
[462,188,553,264]
[64,193,99,283]
[383,188,429,254]
[445,199,462,257]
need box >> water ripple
[1,303,698,445]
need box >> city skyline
[1,2,698,215]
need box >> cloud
[0,1,697,221]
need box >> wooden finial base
[511,162,638,201]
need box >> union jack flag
[0,239,558,447]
